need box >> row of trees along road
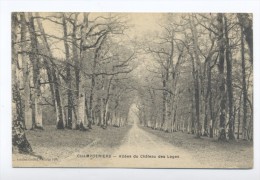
[137,13,253,141]
[12,13,253,154]
[12,12,137,149]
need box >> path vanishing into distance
[13,120,253,168]
[106,123,203,168]
[50,122,205,168]
[13,106,245,168]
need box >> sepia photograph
[11,12,253,168]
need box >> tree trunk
[72,14,79,129]
[217,13,227,141]
[190,54,200,136]
[191,92,195,134]
[194,72,201,137]
[224,16,235,140]
[12,12,19,123]
[103,100,109,127]
[236,92,242,139]
[62,13,73,129]
[161,78,166,130]
[77,13,89,130]
[12,12,21,123]
[240,25,248,140]
[208,59,214,138]
[20,13,33,130]
[28,12,43,129]
[88,76,94,128]
[190,14,201,138]
[203,95,208,136]
[102,75,114,128]
[77,75,86,129]
[52,71,65,129]
[100,97,104,126]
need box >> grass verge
[141,126,253,168]
[13,125,132,160]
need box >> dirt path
[13,123,208,168]
[106,123,204,168]
[49,123,204,168]
[13,123,253,168]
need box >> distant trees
[138,13,253,141]
[12,12,136,135]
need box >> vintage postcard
[12,12,253,168]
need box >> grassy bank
[13,125,132,160]
[141,126,253,168]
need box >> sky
[37,12,163,81]
[39,12,162,58]
[127,13,162,35]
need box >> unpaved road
[106,123,204,168]
[53,124,204,168]
[13,124,206,168]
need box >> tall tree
[20,12,33,130]
[28,12,43,129]
[77,13,89,130]
[189,14,202,138]
[217,13,227,141]
[224,15,235,140]
[240,24,248,140]
[62,13,73,129]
